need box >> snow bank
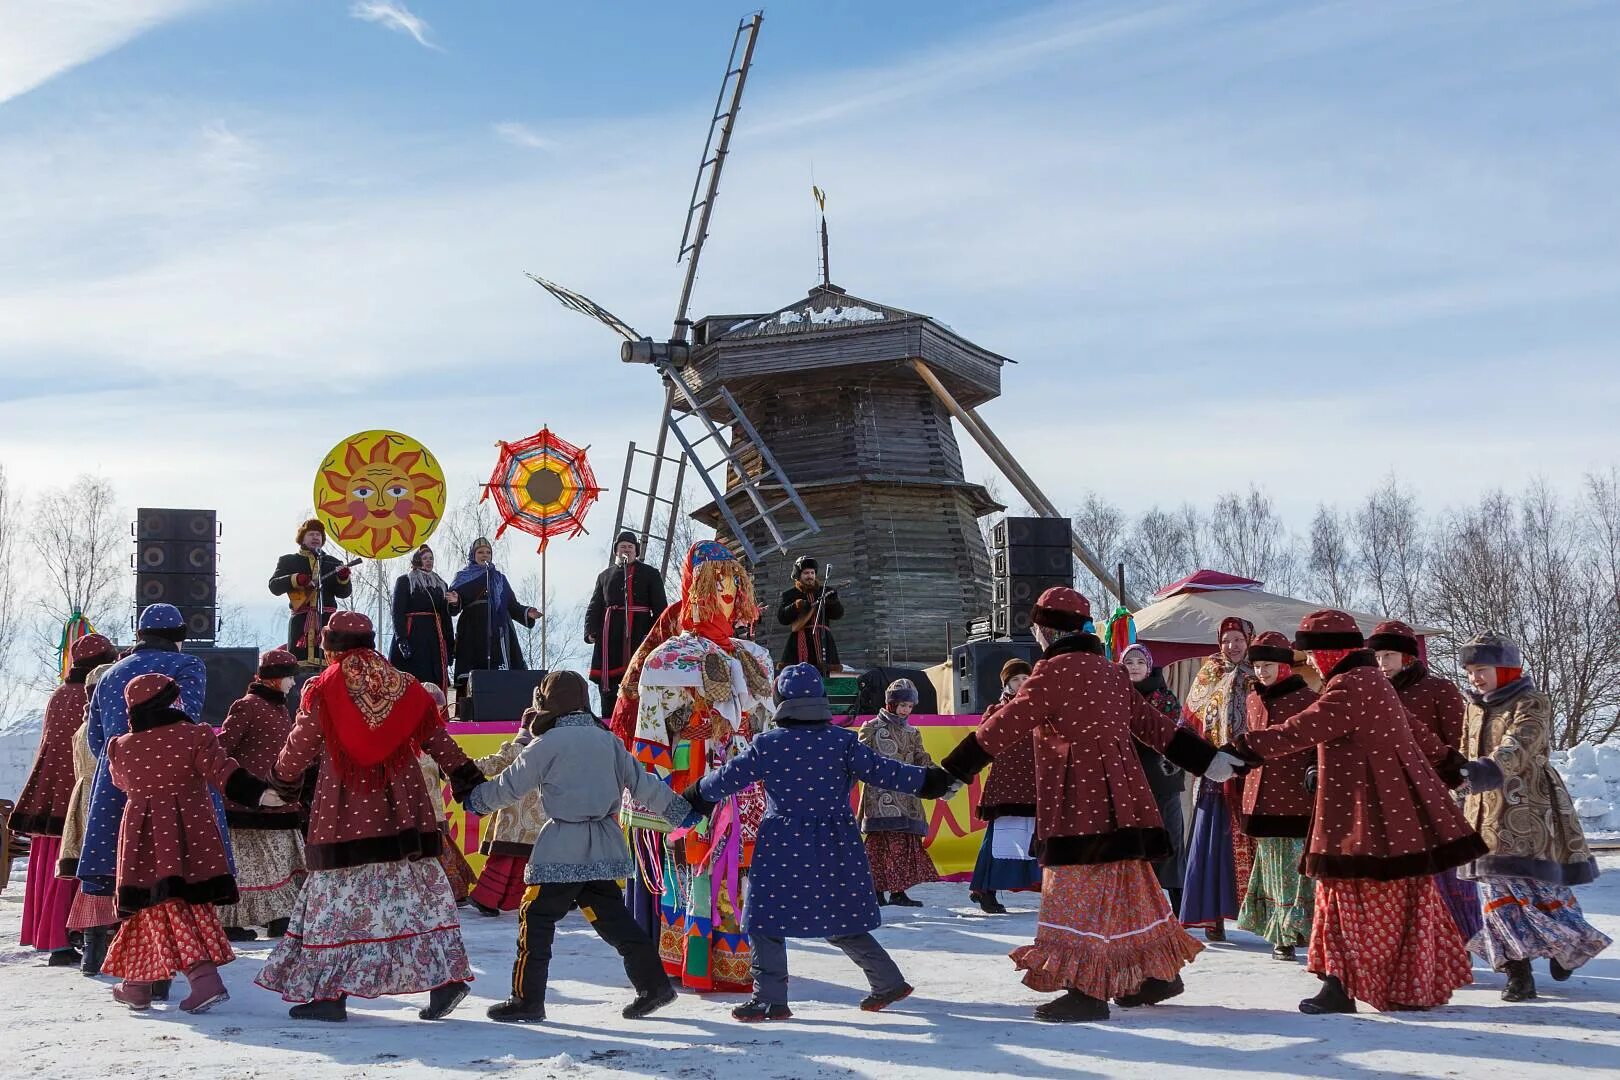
[0,712,41,804]
[1552,742,1620,838]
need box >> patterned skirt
[1309,876,1472,1011]
[865,832,941,894]
[470,853,528,911]
[215,828,305,928]
[255,858,473,1003]
[1236,836,1313,947]
[67,890,120,932]
[1011,860,1204,999]
[102,899,234,982]
[1469,877,1612,973]
[437,824,476,903]
[969,818,1043,894]
[1435,868,1483,941]
[658,855,752,993]
[1182,784,1253,927]
[21,837,79,952]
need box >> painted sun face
[314,431,446,559]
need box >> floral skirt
[1468,877,1612,973]
[215,828,305,928]
[1309,876,1472,1011]
[470,853,528,911]
[1435,868,1483,941]
[970,818,1043,894]
[255,858,473,1003]
[865,832,940,894]
[21,837,78,952]
[67,890,119,932]
[1237,836,1314,947]
[437,824,476,903]
[1011,860,1204,999]
[102,899,234,982]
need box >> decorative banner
[313,430,447,559]
[482,426,602,551]
[58,610,94,682]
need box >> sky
[0,0,1616,651]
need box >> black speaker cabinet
[991,575,1070,638]
[188,646,259,727]
[136,508,217,541]
[854,666,940,717]
[951,640,1041,715]
[456,669,549,723]
[992,516,1073,550]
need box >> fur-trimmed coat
[856,710,933,835]
[56,720,97,877]
[1237,652,1484,881]
[1239,676,1317,838]
[1392,662,1467,752]
[216,684,301,829]
[473,733,549,858]
[10,677,90,836]
[943,634,1219,867]
[975,698,1037,823]
[1460,678,1597,886]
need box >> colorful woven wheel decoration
[482,427,603,551]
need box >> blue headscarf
[450,537,513,618]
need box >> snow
[776,305,887,327]
[3,860,1620,1078]
[0,711,42,804]
[1553,743,1620,838]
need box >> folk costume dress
[586,552,668,698]
[1234,668,1318,950]
[468,718,551,912]
[268,522,354,664]
[943,633,1224,1003]
[1180,643,1255,930]
[390,565,456,689]
[775,577,843,674]
[213,675,306,931]
[620,540,775,993]
[857,709,941,895]
[256,634,483,1006]
[450,542,537,676]
[970,697,1043,897]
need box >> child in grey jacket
[463,670,693,1024]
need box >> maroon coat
[216,684,301,829]
[1392,662,1466,751]
[106,714,268,916]
[1239,676,1317,838]
[1237,652,1484,881]
[273,680,476,872]
[975,699,1037,822]
[10,678,89,836]
[944,634,1217,866]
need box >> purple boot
[180,962,229,1013]
[112,981,153,1011]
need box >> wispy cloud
[349,0,438,51]
[0,0,213,106]
[492,121,557,151]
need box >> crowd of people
[2,529,1610,1033]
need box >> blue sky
[1,0,1616,645]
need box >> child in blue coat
[683,664,956,1022]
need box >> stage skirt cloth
[1011,860,1204,999]
[67,890,119,932]
[865,832,941,894]
[1308,875,1472,1011]
[1181,782,1245,927]
[215,828,305,928]
[1435,868,1483,942]
[436,823,475,904]
[1468,877,1612,973]
[469,852,528,911]
[1236,836,1313,947]
[102,899,234,983]
[970,818,1043,895]
[20,836,78,952]
[255,858,473,1003]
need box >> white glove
[943,779,965,801]
[1202,751,1245,784]
[259,789,286,808]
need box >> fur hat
[70,633,116,664]
[1459,630,1523,669]
[1000,658,1032,686]
[321,610,375,654]
[1218,616,1255,644]
[1367,619,1421,657]
[125,672,185,731]
[1293,609,1365,651]
[885,678,919,706]
[1247,631,1296,664]
[257,648,300,680]
[614,530,640,553]
[792,555,818,576]
[1030,586,1091,632]
[295,517,325,545]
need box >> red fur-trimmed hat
[71,633,117,664]
[1030,586,1091,632]
[125,672,180,713]
[258,648,300,680]
[1247,630,1295,664]
[321,610,375,654]
[1367,619,1420,657]
[1293,609,1365,651]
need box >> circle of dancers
[5,540,1610,1027]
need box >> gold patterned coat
[475,734,549,859]
[1461,680,1597,886]
[857,711,933,835]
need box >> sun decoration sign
[313,430,447,559]
[482,426,602,551]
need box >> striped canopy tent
[481,427,603,551]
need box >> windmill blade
[526,273,643,342]
[670,10,763,342]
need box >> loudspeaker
[991,575,1070,637]
[136,572,217,607]
[951,640,1041,715]
[136,508,216,542]
[992,516,1072,550]
[188,646,258,727]
[456,669,549,723]
[134,507,219,643]
[854,666,940,717]
[136,539,217,574]
[993,545,1072,577]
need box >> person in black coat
[1120,644,1189,912]
[267,518,353,663]
[775,556,843,675]
[585,531,668,699]
[449,538,540,678]
[389,544,457,688]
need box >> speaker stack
[989,516,1074,639]
[134,508,218,642]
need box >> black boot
[978,891,1008,915]
[470,900,501,917]
[888,891,923,908]
[1115,975,1184,1008]
[1549,958,1574,982]
[622,982,678,1020]
[1272,945,1297,962]
[487,996,547,1023]
[419,980,470,1020]
[1166,888,1183,917]
[224,926,257,943]
[151,980,172,1002]
[1034,989,1110,1023]
[47,948,82,967]
[859,983,914,1013]
[1501,959,1537,1002]
[732,998,793,1022]
[266,918,290,939]
[1299,975,1357,1014]
[80,926,112,977]
[290,996,348,1022]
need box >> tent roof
[1152,570,1263,599]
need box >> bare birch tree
[1307,504,1359,608]
[1355,475,1426,620]
[31,475,127,674]
[0,466,23,719]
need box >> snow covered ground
[2,861,1618,1079]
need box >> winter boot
[731,998,793,1022]
[180,962,228,1013]
[419,980,470,1020]
[888,891,923,908]
[112,981,153,1011]
[1204,922,1226,943]
[978,891,1008,915]
[151,980,172,1002]
[859,983,914,1013]
[470,899,501,917]
[622,982,678,1020]
[487,996,547,1023]
[289,996,347,1022]
[224,926,257,943]
[1272,945,1297,962]
[876,891,891,907]
[1299,975,1357,1014]
[1549,958,1574,982]
[266,918,290,939]
[47,948,82,967]
[79,926,112,977]
[1501,959,1537,1002]
[1115,975,1185,1008]
[1034,989,1110,1023]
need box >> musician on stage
[775,555,843,675]
[268,518,353,664]
[450,537,540,678]
[585,530,668,699]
